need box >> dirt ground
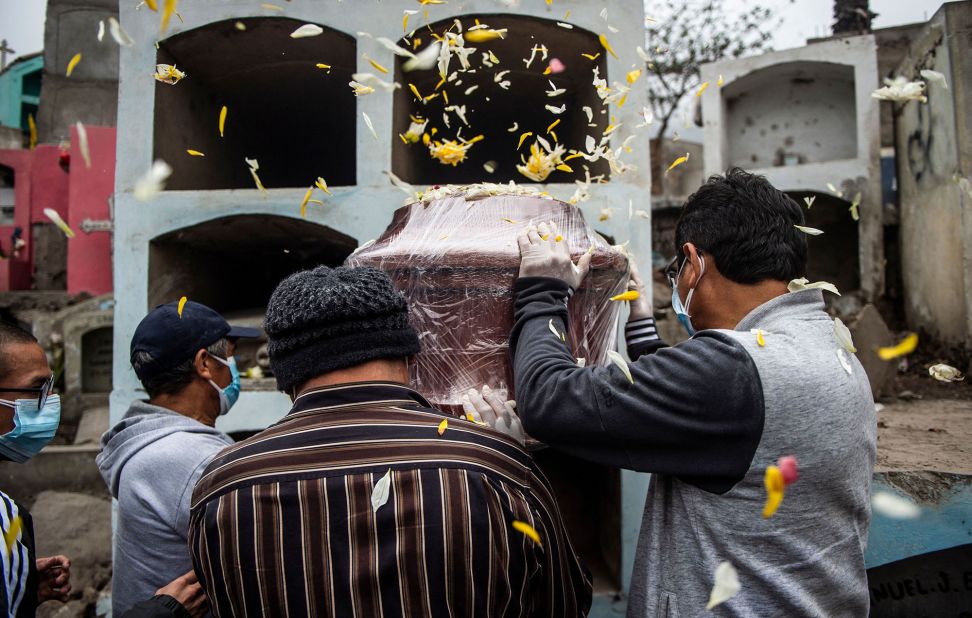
[875,365,972,474]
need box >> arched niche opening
[724,62,857,169]
[391,15,609,185]
[788,190,860,293]
[148,215,358,387]
[154,18,357,191]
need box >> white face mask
[208,356,240,416]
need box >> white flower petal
[919,69,948,90]
[607,350,633,384]
[872,490,921,519]
[836,348,853,374]
[928,363,964,382]
[371,468,392,512]
[290,24,324,38]
[706,561,741,610]
[108,17,134,47]
[834,317,857,353]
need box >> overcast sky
[0,0,946,66]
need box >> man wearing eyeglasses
[509,168,876,616]
[0,322,72,616]
[97,301,258,617]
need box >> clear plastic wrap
[346,191,629,414]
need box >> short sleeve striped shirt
[189,382,593,617]
[0,491,37,617]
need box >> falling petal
[383,170,415,195]
[260,3,283,11]
[75,122,91,168]
[66,53,82,77]
[665,153,689,175]
[464,29,506,43]
[777,455,799,486]
[804,196,816,209]
[290,23,323,38]
[403,42,441,72]
[877,333,918,361]
[871,76,927,103]
[186,149,204,156]
[609,290,639,302]
[43,208,76,238]
[97,20,105,42]
[315,177,331,194]
[581,52,601,61]
[299,186,313,218]
[750,328,766,347]
[919,69,948,90]
[762,465,785,518]
[177,296,188,316]
[108,17,135,46]
[160,0,178,34]
[316,63,331,72]
[134,160,173,201]
[517,132,533,149]
[794,225,824,236]
[483,160,497,173]
[245,157,267,193]
[834,317,857,353]
[607,350,634,384]
[928,363,965,382]
[788,277,840,296]
[153,63,186,84]
[695,81,710,97]
[598,34,618,59]
[363,54,390,74]
[548,318,564,341]
[706,561,741,610]
[872,491,921,519]
[826,182,843,197]
[849,192,861,221]
[545,104,566,114]
[717,74,724,87]
[636,46,650,62]
[626,69,642,85]
[512,520,542,546]
[371,468,392,512]
[437,418,448,436]
[219,105,227,137]
[3,516,22,558]
[836,348,853,374]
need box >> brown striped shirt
[188,382,592,617]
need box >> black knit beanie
[264,265,420,394]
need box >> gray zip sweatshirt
[96,401,233,616]
[510,278,876,617]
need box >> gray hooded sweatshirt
[96,401,233,615]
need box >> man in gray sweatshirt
[510,168,876,616]
[97,301,258,616]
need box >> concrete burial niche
[154,17,357,190]
[723,61,858,169]
[147,214,357,387]
[788,190,861,293]
[391,14,609,185]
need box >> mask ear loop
[681,253,706,316]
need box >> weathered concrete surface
[73,406,109,446]
[896,1,972,351]
[37,0,119,144]
[0,446,107,506]
[32,491,112,613]
[700,35,884,301]
[850,304,895,399]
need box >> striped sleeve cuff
[625,317,660,346]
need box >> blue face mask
[0,394,61,463]
[670,254,705,337]
[209,356,240,416]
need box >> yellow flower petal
[219,105,227,137]
[750,328,766,347]
[408,83,422,100]
[177,296,188,317]
[28,114,37,150]
[696,81,710,97]
[3,516,22,557]
[300,186,313,218]
[762,465,785,518]
[581,52,601,60]
[316,63,332,71]
[161,0,178,34]
[511,520,542,546]
[464,29,505,43]
[555,163,573,173]
[365,55,389,74]
[609,290,640,302]
[665,152,690,175]
[626,69,642,85]
[315,177,331,194]
[145,0,158,10]
[437,418,448,436]
[598,34,618,59]
[186,149,205,156]
[877,333,918,361]
[517,132,533,149]
[546,118,561,134]
[66,53,82,77]
[717,74,725,87]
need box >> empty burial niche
[391,15,610,185]
[148,215,357,387]
[154,18,357,191]
[724,62,857,169]
[788,191,860,293]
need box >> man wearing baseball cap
[97,300,258,616]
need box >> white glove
[517,221,592,290]
[462,385,528,447]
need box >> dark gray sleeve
[510,277,765,494]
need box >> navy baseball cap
[130,300,260,381]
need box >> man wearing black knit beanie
[187,265,592,618]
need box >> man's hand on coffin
[517,221,592,291]
[462,385,529,447]
[626,258,654,320]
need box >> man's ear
[680,242,703,289]
[194,349,216,381]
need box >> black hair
[0,322,39,381]
[132,338,229,399]
[675,168,807,284]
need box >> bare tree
[645,0,776,186]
